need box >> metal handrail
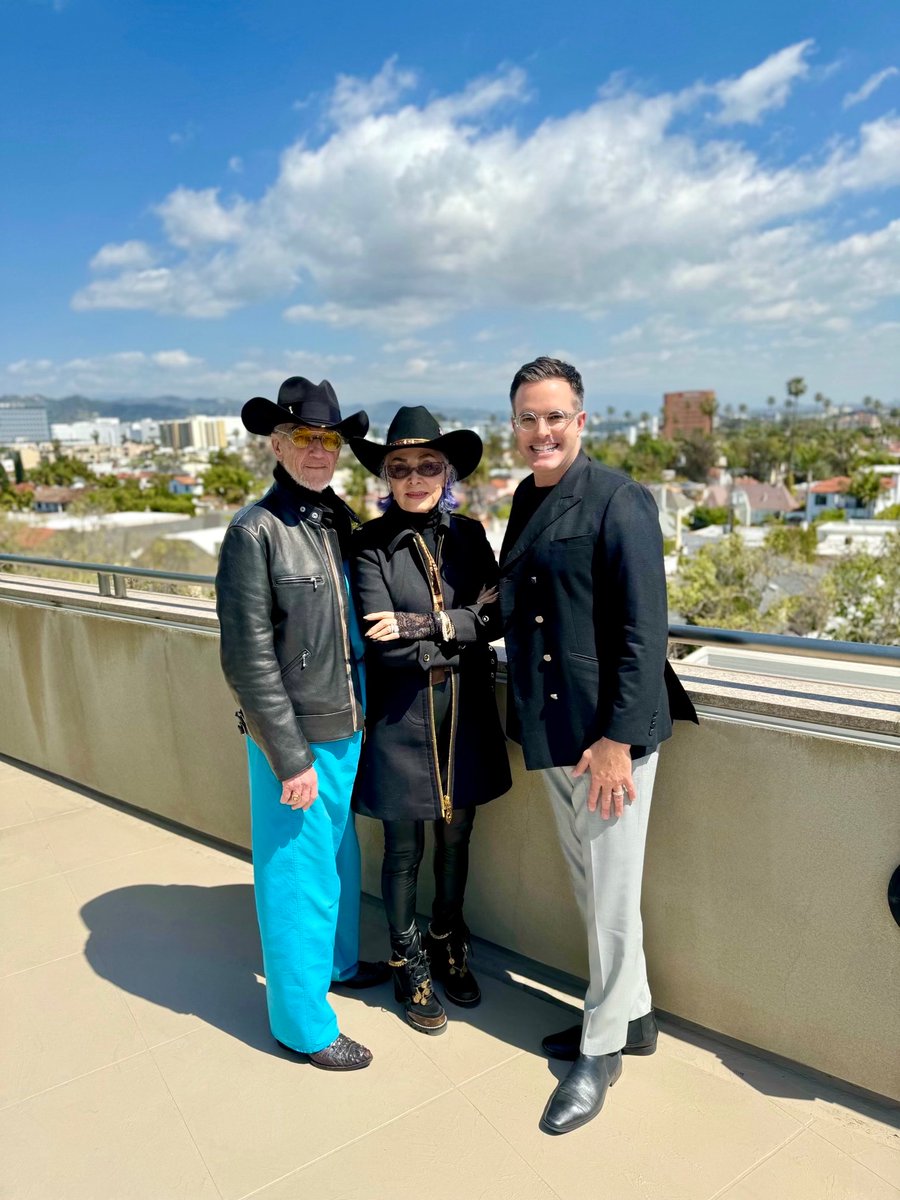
[668,624,900,669]
[2,553,898,666]
[0,553,215,586]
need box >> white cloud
[169,122,199,147]
[228,156,244,174]
[843,66,898,109]
[156,187,249,248]
[712,40,814,125]
[1,349,361,401]
[152,350,203,368]
[90,241,156,271]
[70,50,900,397]
[328,56,418,126]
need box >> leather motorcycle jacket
[216,469,362,781]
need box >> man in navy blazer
[500,357,696,1135]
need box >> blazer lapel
[500,454,589,571]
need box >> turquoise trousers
[246,731,363,1055]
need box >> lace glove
[395,611,442,640]
[364,611,457,642]
[365,610,439,642]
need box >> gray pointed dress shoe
[540,1051,622,1135]
[276,1033,373,1071]
[542,1011,658,1060]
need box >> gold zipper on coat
[412,530,457,822]
[322,528,360,733]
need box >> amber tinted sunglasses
[282,427,344,452]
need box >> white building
[50,418,122,446]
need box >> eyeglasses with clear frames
[512,410,579,432]
[281,427,344,452]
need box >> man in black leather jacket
[216,377,389,1072]
[500,358,697,1134]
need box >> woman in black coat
[350,406,511,1035]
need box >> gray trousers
[542,751,659,1056]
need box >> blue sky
[2,0,898,413]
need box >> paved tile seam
[56,837,178,878]
[0,947,84,981]
[704,1124,813,1200]
[145,1045,227,1200]
[59,838,221,881]
[805,1120,900,1190]
[0,1047,152,1115]
[448,1079,567,1200]
[443,1046,526,1088]
[0,863,64,893]
[231,1086,467,1200]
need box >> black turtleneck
[273,463,357,557]
[384,501,444,554]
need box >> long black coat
[500,452,697,770]
[351,507,511,821]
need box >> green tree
[340,460,372,520]
[848,470,881,511]
[690,505,730,530]
[824,532,900,644]
[669,535,769,630]
[621,433,679,482]
[28,454,93,487]
[764,523,817,563]
[677,432,719,481]
[202,450,256,506]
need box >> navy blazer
[499,452,696,770]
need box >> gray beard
[282,463,331,492]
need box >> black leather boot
[423,921,481,1007]
[540,1051,622,1135]
[389,923,447,1035]
[542,1010,658,1060]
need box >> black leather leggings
[381,807,476,939]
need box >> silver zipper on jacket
[275,574,325,589]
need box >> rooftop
[2,757,898,1200]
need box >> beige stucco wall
[0,594,250,849]
[2,588,898,1099]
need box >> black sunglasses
[385,460,447,480]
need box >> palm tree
[784,378,806,484]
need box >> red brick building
[662,390,716,440]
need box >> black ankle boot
[389,924,447,1035]
[540,1051,622,1135]
[424,921,481,1007]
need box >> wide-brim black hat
[241,376,368,439]
[351,406,483,480]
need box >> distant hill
[2,391,663,427]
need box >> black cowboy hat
[350,406,483,480]
[241,377,369,439]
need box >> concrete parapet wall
[1,582,898,1099]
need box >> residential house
[703,476,799,525]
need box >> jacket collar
[500,451,588,570]
[270,464,359,554]
[384,504,452,557]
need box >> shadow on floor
[80,883,278,1053]
[80,883,577,1063]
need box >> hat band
[388,437,439,447]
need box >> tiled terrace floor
[1,756,898,1200]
